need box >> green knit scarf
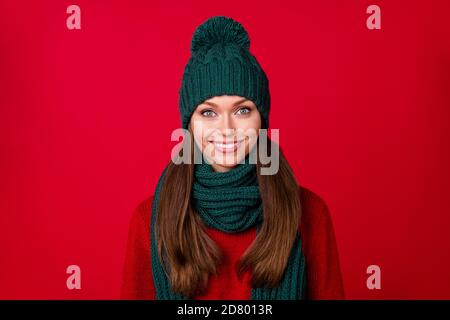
[150,160,306,299]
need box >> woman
[121,16,345,300]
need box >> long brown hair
[156,130,302,297]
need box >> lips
[209,140,244,153]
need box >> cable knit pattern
[150,161,306,300]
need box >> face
[189,95,262,172]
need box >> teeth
[212,141,242,149]
[214,142,237,148]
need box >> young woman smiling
[120,16,345,300]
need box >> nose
[217,113,235,138]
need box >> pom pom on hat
[190,16,250,54]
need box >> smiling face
[189,95,262,172]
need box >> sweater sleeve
[120,197,155,300]
[300,187,345,300]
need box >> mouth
[208,139,245,153]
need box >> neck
[211,163,233,173]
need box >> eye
[236,106,251,115]
[201,109,217,117]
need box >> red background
[1,0,449,299]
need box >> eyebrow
[202,98,249,108]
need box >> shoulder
[121,196,156,299]
[298,185,331,224]
[297,185,345,299]
[297,184,336,240]
[128,195,154,235]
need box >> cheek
[189,117,203,147]
[242,111,262,129]
[190,119,215,147]
[243,116,261,149]
[191,131,203,147]
[190,115,205,136]
[237,115,261,136]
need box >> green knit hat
[178,16,271,130]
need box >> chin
[215,160,239,167]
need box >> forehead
[202,95,253,106]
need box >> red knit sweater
[120,185,345,300]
